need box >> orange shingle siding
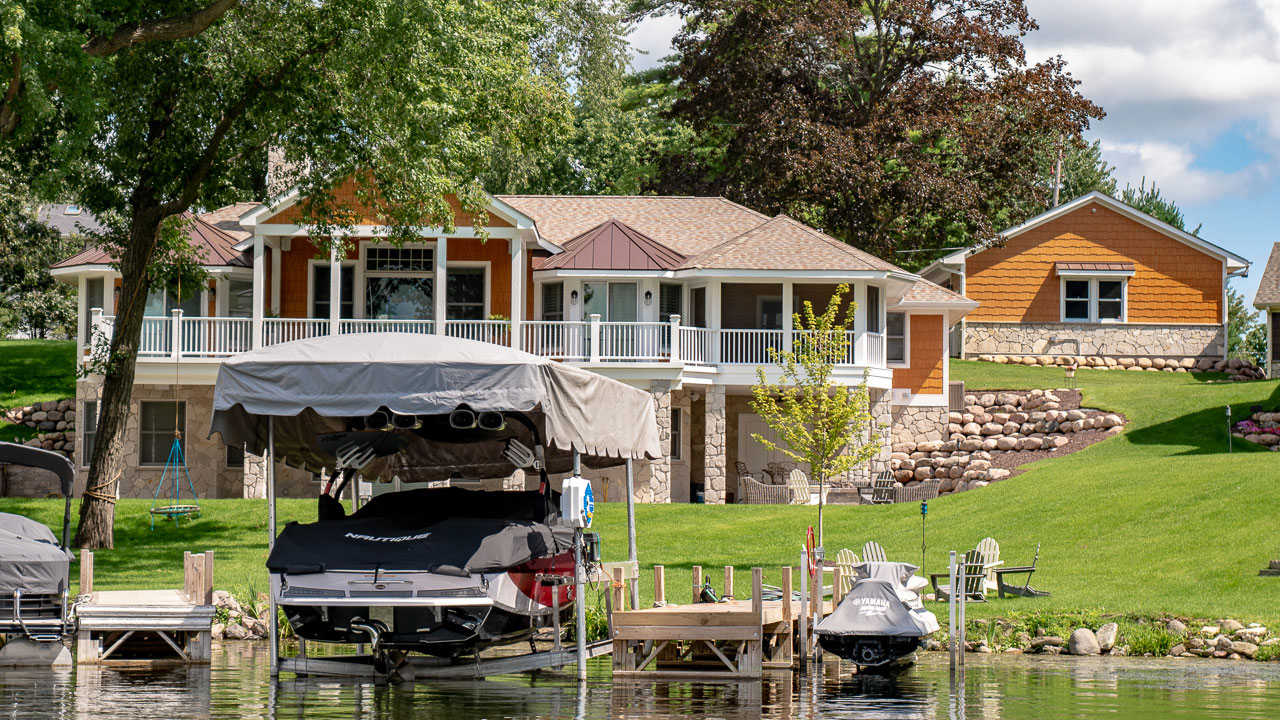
[892,314,945,394]
[265,180,512,228]
[965,203,1223,324]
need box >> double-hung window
[887,312,907,365]
[446,267,487,320]
[140,401,185,466]
[1061,277,1126,323]
[542,283,564,321]
[671,407,683,460]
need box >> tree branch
[82,0,239,57]
[0,53,21,136]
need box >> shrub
[1118,620,1177,656]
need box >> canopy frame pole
[572,449,587,681]
[625,458,639,611]
[268,416,279,677]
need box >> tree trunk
[74,209,166,549]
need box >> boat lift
[208,333,660,681]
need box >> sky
[626,1,1280,305]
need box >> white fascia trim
[535,269,677,279]
[673,269,891,279]
[1056,269,1135,278]
[991,191,1251,271]
[50,264,113,279]
[890,392,948,408]
[250,224,521,239]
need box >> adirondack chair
[994,543,1051,598]
[867,474,896,505]
[976,537,1001,591]
[788,469,812,504]
[862,541,887,563]
[834,548,859,598]
[929,549,989,603]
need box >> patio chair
[834,548,859,598]
[862,541,887,563]
[739,475,791,504]
[929,549,989,603]
[788,469,812,504]
[976,537,1001,591]
[734,461,756,481]
[994,543,1051,598]
[867,472,896,505]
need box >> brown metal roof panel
[1054,261,1135,272]
[541,218,687,271]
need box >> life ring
[805,526,817,578]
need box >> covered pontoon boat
[816,561,939,670]
[210,333,659,672]
[0,442,76,666]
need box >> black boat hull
[817,634,924,669]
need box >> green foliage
[750,284,878,546]
[1115,618,1177,656]
[0,339,75,412]
[0,163,77,339]
[1227,286,1265,363]
[1256,643,1280,662]
[1120,178,1198,234]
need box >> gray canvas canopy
[0,513,71,594]
[209,333,661,481]
[816,561,939,638]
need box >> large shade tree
[2,0,569,548]
[649,0,1104,258]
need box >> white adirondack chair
[976,536,1001,591]
[862,541,887,563]
[788,469,812,505]
[835,548,859,597]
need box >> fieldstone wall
[703,386,727,504]
[649,380,672,503]
[965,321,1224,359]
[889,404,947,448]
[3,399,78,463]
[889,389,1125,496]
[1232,411,1280,451]
[973,353,1266,381]
[1270,361,1280,380]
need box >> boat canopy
[208,333,661,481]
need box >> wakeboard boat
[0,443,76,666]
[816,561,939,671]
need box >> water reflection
[1,643,1279,719]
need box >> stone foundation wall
[1271,361,1280,380]
[890,404,948,448]
[964,321,1224,359]
[703,386,727,505]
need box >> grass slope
[0,339,77,443]
[1,360,1277,623]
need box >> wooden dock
[75,551,216,665]
[610,565,835,679]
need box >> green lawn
[1,359,1278,626]
[0,339,77,443]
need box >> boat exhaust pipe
[349,618,385,653]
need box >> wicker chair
[895,480,940,503]
[739,476,791,504]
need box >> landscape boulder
[1095,623,1118,652]
[1068,628,1101,655]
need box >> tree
[649,0,1103,259]
[1119,178,1200,235]
[3,1,569,548]
[749,284,879,550]
[0,162,76,339]
[1226,286,1264,364]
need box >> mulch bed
[977,388,1126,481]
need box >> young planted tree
[749,284,880,549]
[2,1,569,548]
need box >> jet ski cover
[0,513,70,594]
[815,579,933,638]
[267,488,574,574]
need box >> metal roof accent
[539,219,686,271]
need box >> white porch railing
[522,321,589,361]
[792,330,858,365]
[339,319,434,335]
[85,313,885,369]
[262,317,330,346]
[443,319,510,346]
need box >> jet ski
[815,561,940,671]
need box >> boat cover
[266,488,573,575]
[817,561,940,638]
[0,513,70,594]
[209,333,661,481]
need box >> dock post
[612,566,625,612]
[79,550,93,597]
[573,527,588,681]
[781,566,794,664]
[958,559,966,672]
[625,458,639,612]
[267,416,279,677]
[748,567,764,674]
[948,550,957,678]
[809,558,823,660]
[798,552,808,661]
[653,565,665,606]
[692,566,702,603]
[724,566,734,599]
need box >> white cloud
[1100,139,1274,202]
[627,14,683,71]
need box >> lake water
[3,644,1279,719]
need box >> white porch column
[510,238,525,349]
[103,273,115,316]
[708,280,722,364]
[76,275,87,360]
[434,236,447,334]
[782,280,794,354]
[270,241,281,314]
[214,275,228,317]
[328,241,341,336]
[252,233,265,349]
[852,282,868,365]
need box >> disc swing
[149,276,201,529]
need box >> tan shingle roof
[901,278,975,305]
[684,215,901,272]
[1254,242,1280,306]
[53,204,252,269]
[198,201,257,243]
[497,195,770,257]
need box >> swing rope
[150,274,201,529]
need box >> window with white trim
[1061,277,1126,323]
[139,401,185,466]
[671,407,683,460]
[887,312,907,365]
[866,286,881,334]
[542,283,564,321]
[312,264,355,319]
[659,283,682,323]
[446,267,486,320]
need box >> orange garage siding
[892,314,945,394]
[965,202,1222,324]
